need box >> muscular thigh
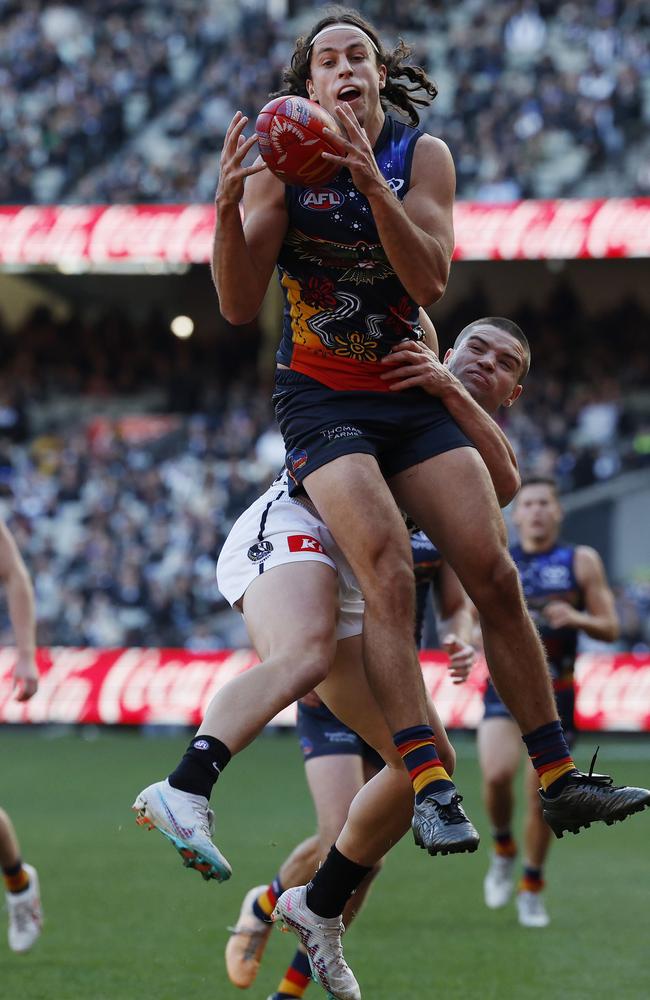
[242,561,339,659]
[304,454,412,585]
[389,447,508,598]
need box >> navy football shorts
[273,370,473,494]
[483,680,577,748]
[297,700,385,771]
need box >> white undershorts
[216,475,364,640]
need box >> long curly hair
[274,6,437,127]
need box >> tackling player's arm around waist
[380,323,521,507]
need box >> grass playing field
[2,727,648,1000]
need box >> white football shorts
[216,472,364,640]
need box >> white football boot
[483,852,516,909]
[7,864,43,953]
[273,885,360,1000]
[517,889,550,928]
[132,778,231,882]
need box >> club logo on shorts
[286,447,308,482]
[288,534,326,555]
[247,540,274,564]
[193,739,210,750]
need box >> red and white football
[255,96,342,187]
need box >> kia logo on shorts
[299,188,344,211]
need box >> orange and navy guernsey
[276,114,425,392]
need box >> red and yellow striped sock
[275,948,312,998]
[252,875,283,922]
[522,721,576,794]
[393,725,454,803]
[3,861,30,894]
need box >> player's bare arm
[0,521,38,701]
[418,309,439,355]
[437,561,476,684]
[212,113,288,324]
[380,340,520,506]
[323,111,454,305]
[544,546,620,641]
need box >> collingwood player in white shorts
[217,469,363,641]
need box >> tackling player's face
[513,484,563,547]
[445,327,524,413]
[307,29,386,128]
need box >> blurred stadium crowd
[1,0,648,205]
[0,0,648,652]
[0,283,648,652]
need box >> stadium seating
[0,0,648,204]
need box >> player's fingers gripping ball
[255,96,343,186]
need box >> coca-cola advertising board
[1,648,649,731]
[0,199,648,266]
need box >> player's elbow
[496,469,521,508]
[214,278,262,326]
[419,275,448,308]
[219,301,258,326]
[603,618,620,643]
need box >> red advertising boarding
[1,648,649,731]
[0,199,648,265]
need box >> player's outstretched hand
[13,652,39,701]
[215,112,267,207]
[442,633,476,685]
[381,339,461,396]
[322,103,386,196]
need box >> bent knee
[302,649,334,687]
[472,553,524,614]
[362,554,414,616]
[267,640,335,700]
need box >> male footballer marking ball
[255,96,342,187]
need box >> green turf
[1,729,649,999]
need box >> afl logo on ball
[247,540,274,564]
[299,188,344,211]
